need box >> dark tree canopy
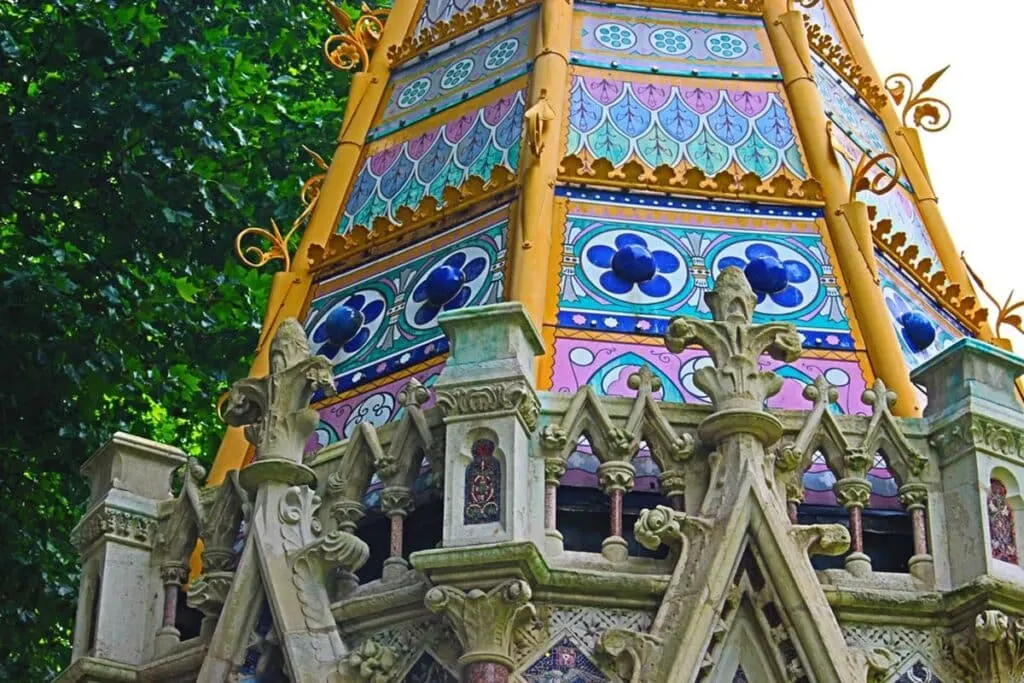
[0,0,357,676]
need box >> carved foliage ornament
[424,579,538,667]
[435,380,540,432]
[948,610,1024,682]
[664,267,802,411]
[71,506,158,553]
[885,66,952,133]
[930,413,1024,461]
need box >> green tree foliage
[0,0,356,676]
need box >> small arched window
[464,439,500,525]
[989,478,1019,564]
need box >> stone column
[834,478,873,577]
[598,461,635,563]
[425,580,536,682]
[380,486,413,582]
[911,338,1024,589]
[154,562,188,650]
[434,303,546,550]
[899,483,934,582]
[68,433,186,667]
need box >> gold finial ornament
[962,254,1024,347]
[324,1,389,73]
[885,66,952,132]
[235,146,330,272]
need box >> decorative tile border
[571,2,778,80]
[373,10,535,141]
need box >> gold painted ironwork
[235,147,330,272]
[796,0,822,7]
[325,1,389,73]
[885,66,952,132]
[558,154,825,206]
[868,208,985,334]
[804,19,887,111]
[962,254,1023,343]
[827,122,901,203]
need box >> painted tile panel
[373,11,534,140]
[572,1,778,80]
[802,0,843,48]
[567,71,806,179]
[557,191,851,349]
[307,206,508,393]
[414,0,488,35]
[340,84,524,233]
[877,253,964,371]
[307,363,443,453]
[814,57,895,169]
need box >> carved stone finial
[664,267,802,434]
[627,365,662,396]
[424,579,537,669]
[397,377,430,408]
[663,267,802,445]
[223,319,335,484]
[862,378,897,414]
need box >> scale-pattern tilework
[567,72,806,179]
[373,11,534,140]
[340,86,524,233]
[572,2,777,80]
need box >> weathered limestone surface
[58,289,1024,683]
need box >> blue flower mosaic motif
[586,233,681,298]
[312,293,385,360]
[719,243,812,308]
[706,32,748,59]
[409,251,488,325]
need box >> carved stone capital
[598,628,663,683]
[633,505,713,552]
[898,482,929,510]
[658,470,686,500]
[663,267,802,413]
[435,380,541,432]
[597,461,636,494]
[71,504,158,554]
[948,609,1024,682]
[380,486,414,517]
[186,570,235,617]
[329,498,366,533]
[344,641,397,683]
[931,413,1024,463]
[790,524,851,557]
[834,477,872,510]
[544,457,567,487]
[159,561,189,586]
[222,318,336,464]
[424,579,537,668]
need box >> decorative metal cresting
[324,1,389,73]
[885,66,952,132]
[962,253,1024,349]
[234,146,329,272]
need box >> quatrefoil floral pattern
[716,243,815,310]
[583,233,685,300]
